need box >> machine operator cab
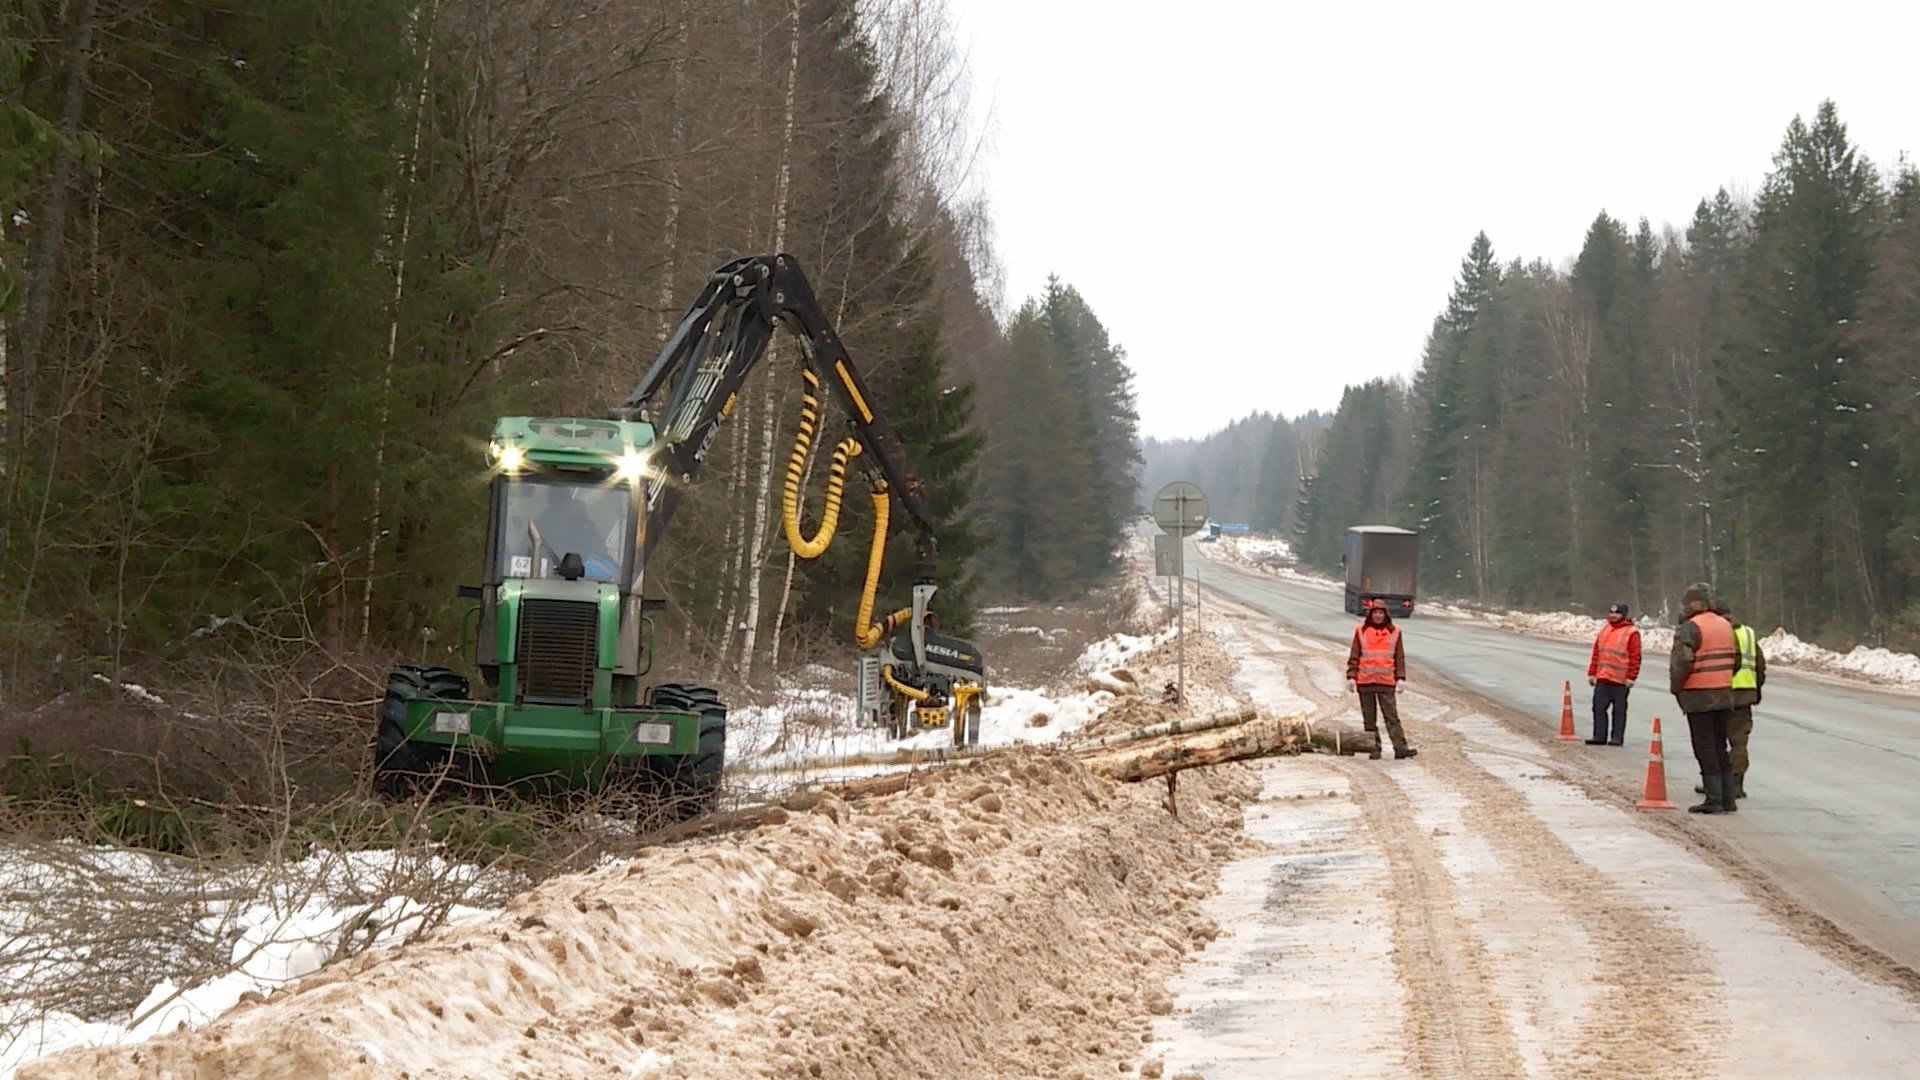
[497,477,630,584]
[484,416,652,588]
[473,416,658,699]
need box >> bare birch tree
[734,0,803,682]
[361,0,444,643]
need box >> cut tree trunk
[661,708,1379,843]
[798,709,1378,802]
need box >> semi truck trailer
[1342,525,1419,616]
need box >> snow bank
[1432,606,1920,689]
[1236,537,1293,560]
[1073,625,1175,674]
[1756,629,1920,685]
[19,756,1257,1080]
[1192,538,1342,593]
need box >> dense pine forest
[0,0,1141,698]
[1161,101,1920,648]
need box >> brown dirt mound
[22,751,1257,1080]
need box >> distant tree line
[1138,412,1331,533]
[0,0,1140,698]
[1189,101,1920,648]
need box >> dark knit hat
[1608,602,1629,616]
[1682,582,1712,609]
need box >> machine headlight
[496,445,526,473]
[613,449,650,482]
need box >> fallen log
[814,714,1378,801]
[1062,706,1259,751]
[651,712,1378,841]
[734,741,998,778]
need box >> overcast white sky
[947,0,1920,440]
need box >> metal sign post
[1152,481,1209,707]
[1192,555,1201,631]
[1152,533,1180,628]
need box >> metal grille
[517,598,598,705]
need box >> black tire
[373,666,471,798]
[645,682,727,820]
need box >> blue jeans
[1592,682,1628,743]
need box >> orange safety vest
[1680,611,1737,690]
[1592,621,1637,683]
[1353,624,1400,687]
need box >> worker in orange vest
[1345,599,1416,760]
[1585,602,1642,746]
[1670,582,1743,814]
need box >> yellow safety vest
[1729,624,1758,691]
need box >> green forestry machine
[372,255,988,814]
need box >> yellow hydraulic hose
[882,664,929,702]
[853,485,912,649]
[781,371,864,559]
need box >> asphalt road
[1180,536,1920,973]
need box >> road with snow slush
[1144,539,1920,1079]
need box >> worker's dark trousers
[1591,682,1629,744]
[1359,689,1409,752]
[1686,709,1732,780]
[1728,705,1753,776]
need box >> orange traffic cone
[1635,716,1677,810]
[1555,680,1579,741]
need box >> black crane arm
[614,254,940,583]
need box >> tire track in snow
[1241,614,1717,1079]
[1339,758,1530,1080]
[1243,622,1528,1078]
[1407,716,1720,1080]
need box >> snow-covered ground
[1232,536,1292,561]
[2,847,500,1077]
[4,600,1177,1077]
[726,622,1178,779]
[1430,604,1920,688]
[1202,537,1920,690]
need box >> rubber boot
[1689,772,1725,814]
[1720,769,1739,813]
[1396,747,1419,760]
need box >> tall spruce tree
[1570,212,1653,606]
[987,302,1091,597]
[1402,232,1499,590]
[1041,278,1141,577]
[1251,416,1299,533]
[1722,101,1884,633]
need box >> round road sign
[1153,480,1209,536]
